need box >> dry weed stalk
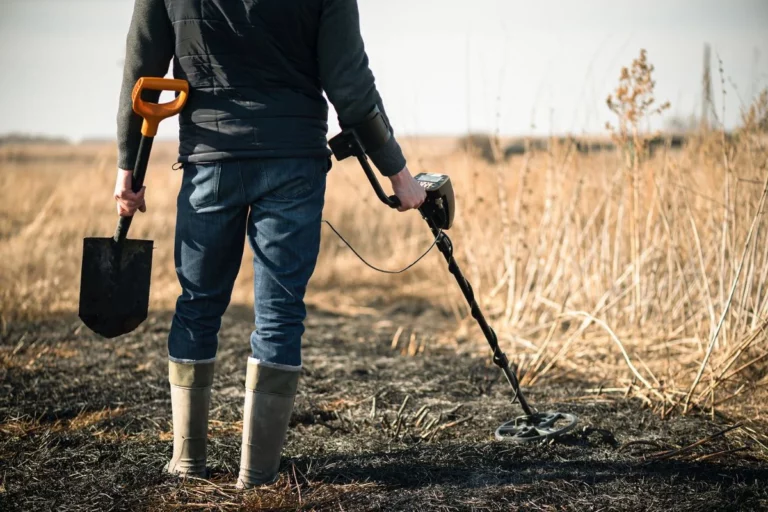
[606,49,671,326]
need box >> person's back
[113,0,426,490]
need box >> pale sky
[1,0,767,141]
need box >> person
[115,0,426,489]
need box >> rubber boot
[236,358,300,489]
[165,359,215,478]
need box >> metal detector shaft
[423,219,535,417]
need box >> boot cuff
[169,359,215,388]
[245,358,300,396]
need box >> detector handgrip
[358,156,401,209]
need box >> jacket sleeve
[116,0,174,170]
[317,0,406,177]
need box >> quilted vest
[165,0,331,163]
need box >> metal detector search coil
[329,112,578,444]
[495,411,578,443]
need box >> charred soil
[1,306,767,511]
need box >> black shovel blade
[78,237,153,338]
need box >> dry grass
[2,52,767,422]
[0,406,125,438]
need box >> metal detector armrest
[328,130,360,161]
[329,106,392,161]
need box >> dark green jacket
[117,0,406,176]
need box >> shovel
[79,77,189,338]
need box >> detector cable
[321,219,441,275]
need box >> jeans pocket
[267,158,325,200]
[183,162,221,210]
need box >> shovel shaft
[113,77,190,244]
[114,135,154,243]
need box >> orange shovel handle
[131,77,189,137]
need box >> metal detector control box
[414,173,455,230]
[414,172,449,191]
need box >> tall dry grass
[1,51,767,419]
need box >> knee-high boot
[166,359,215,477]
[236,358,299,489]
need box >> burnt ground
[1,304,767,512]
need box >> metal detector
[329,109,578,443]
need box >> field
[2,72,768,508]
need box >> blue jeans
[167,157,328,367]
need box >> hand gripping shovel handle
[113,78,189,243]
